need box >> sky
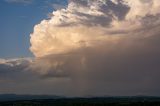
[0,0,67,58]
[0,0,160,97]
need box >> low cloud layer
[0,0,160,96]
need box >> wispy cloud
[52,3,66,10]
[4,0,33,4]
[43,0,67,10]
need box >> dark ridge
[0,94,63,102]
[0,94,160,106]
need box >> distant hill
[0,94,160,102]
[0,96,160,106]
[0,94,63,101]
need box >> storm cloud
[0,0,160,96]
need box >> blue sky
[0,0,67,58]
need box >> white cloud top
[30,0,160,57]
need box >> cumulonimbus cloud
[28,0,160,96]
[1,0,160,96]
[30,0,160,57]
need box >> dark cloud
[28,24,160,96]
[0,59,35,81]
[64,0,130,27]
[101,0,130,20]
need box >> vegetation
[0,97,160,106]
